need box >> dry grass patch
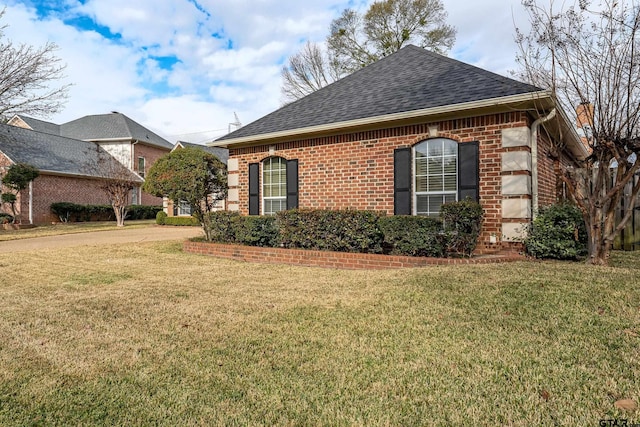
[0,242,639,425]
[0,220,156,241]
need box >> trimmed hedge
[525,203,587,260]
[51,202,161,222]
[441,198,484,257]
[233,215,279,247]
[277,209,384,253]
[0,212,13,224]
[203,212,279,246]
[379,216,445,257]
[203,202,484,258]
[127,205,163,220]
[156,211,168,225]
[163,216,200,226]
[51,202,113,222]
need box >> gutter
[530,108,557,218]
[210,91,554,147]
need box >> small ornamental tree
[87,152,140,227]
[1,162,39,223]
[143,147,227,240]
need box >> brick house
[164,141,229,217]
[8,111,173,206]
[0,123,142,224]
[210,45,588,253]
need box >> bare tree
[281,0,456,101]
[516,0,640,265]
[86,151,142,227]
[281,42,342,103]
[0,8,70,120]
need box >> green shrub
[277,209,384,253]
[203,211,239,242]
[233,216,279,247]
[525,203,587,260]
[440,198,484,257]
[156,211,167,225]
[128,205,162,220]
[163,216,200,226]
[50,202,82,222]
[0,212,13,224]
[379,215,446,257]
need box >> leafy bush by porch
[525,203,587,260]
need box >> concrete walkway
[0,226,203,253]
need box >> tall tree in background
[281,0,456,102]
[0,9,69,120]
[516,0,640,265]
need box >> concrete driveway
[0,226,203,253]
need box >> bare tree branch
[516,0,640,265]
[0,8,70,120]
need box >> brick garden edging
[183,241,526,270]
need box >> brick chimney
[576,102,594,129]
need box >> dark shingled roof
[0,123,142,181]
[15,116,62,135]
[60,112,173,149]
[175,141,229,164]
[218,45,542,141]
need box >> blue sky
[2,0,532,143]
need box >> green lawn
[0,241,638,425]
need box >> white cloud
[1,0,535,143]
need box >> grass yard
[0,241,638,425]
[0,220,156,242]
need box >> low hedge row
[51,202,161,222]
[203,200,483,258]
[156,211,200,226]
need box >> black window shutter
[394,148,411,215]
[248,163,260,215]
[458,141,480,202]
[286,159,299,210]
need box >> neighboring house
[211,45,588,253]
[0,123,142,224]
[164,141,229,217]
[8,111,173,205]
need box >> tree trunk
[585,206,612,265]
[114,205,126,227]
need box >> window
[414,138,458,216]
[174,200,192,216]
[262,157,287,215]
[137,157,145,178]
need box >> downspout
[28,181,33,224]
[530,108,556,219]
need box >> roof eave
[209,91,555,148]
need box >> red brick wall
[134,143,169,206]
[30,174,115,224]
[537,130,558,208]
[229,112,530,251]
[184,241,525,270]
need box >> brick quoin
[228,112,552,253]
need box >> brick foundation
[183,241,525,270]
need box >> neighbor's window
[262,157,287,215]
[176,200,192,216]
[137,157,145,177]
[414,138,457,216]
